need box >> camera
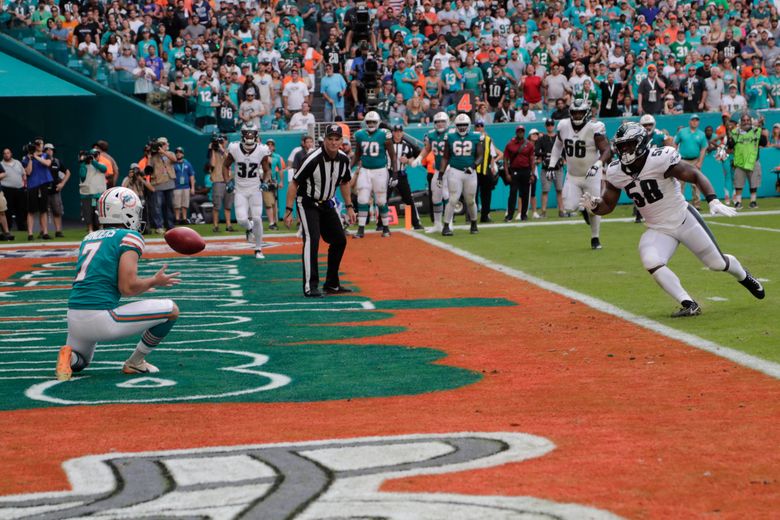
[363,57,379,107]
[78,149,98,164]
[148,140,162,154]
[209,134,225,150]
[24,142,37,155]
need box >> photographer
[43,144,71,238]
[148,137,178,233]
[205,134,234,232]
[173,147,196,224]
[21,138,54,240]
[345,0,376,52]
[78,148,107,233]
[264,138,284,231]
[122,162,154,199]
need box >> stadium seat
[201,124,219,135]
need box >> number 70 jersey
[227,142,271,191]
[606,146,686,231]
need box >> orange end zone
[0,234,778,518]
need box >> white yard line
[708,221,780,233]
[404,230,780,380]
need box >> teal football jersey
[446,130,483,170]
[425,128,449,170]
[68,228,145,310]
[355,128,391,169]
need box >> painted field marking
[708,221,780,233]
[405,231,780,380]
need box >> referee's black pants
[476,172,495,221]
[297,197,347,295]
[390,173,421,228]
[506,167,531,221]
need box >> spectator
[289,102,317,131]
[282,68,310,116]
[503,125,534,222]
[728,114,767,209]
[321,63,348,121]
[21,138,54,240]
[721,84,748,114]
[43,143,70,238]
[704,68,726,112]
[674,115,709,210]
[637,63,665,115]
[173,146,195,224]
[132,57,156,102]
[148,137,177,233]
[515,102,536,122]
[77,148,106,233]
[680,66,706,113]
[238,88,264,129]
[599,72,622,118]
[551,98,570,120]
[1,148,26,232]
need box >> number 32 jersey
[556,118,605,176]
[606,146,686,232]
[228,142,270,191]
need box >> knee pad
[357,189,371,205]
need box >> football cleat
[470,221,479,234]
[739,271,765,299]
[323,285,354,294]
[442,224,453,236]
[122,359,160,374]
[749,201,758,209]
[56,346,72,382]
[376,222,383,232]
[425,224,442,234]
[381,226,391,237]
[353,226,365,239]
[671,300,701,318]
[591,237,602,250]
[255,250,265,259]
[413,223,425,230]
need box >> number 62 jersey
[227,141,271,191]
[606,146,686,232]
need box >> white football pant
[234,189,264,250]
[563,174,602,238]
[444,166,477,223]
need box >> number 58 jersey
[606,146,686,232]
[227,142,271,191]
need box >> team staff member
[388,124,424,230]
[474,120,502,223]
[536,119,564,218]
[503,125,535,222]
[673,115,708,210]
[284,124,356,298]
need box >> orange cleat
[56,346,72,381]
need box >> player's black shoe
[470,221,479,234]
[591,237,602,250]
[581,210,590,225]
[353,226,365,239]
[442,224,453,236]
[739,271,765,299]
[323,285,353,294]
[381,226,391,237]
[375,222,383,232]
[304,289,323,298]
[671,300,701,318]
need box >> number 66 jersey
[227,141,271,191]
[606,146,686,232]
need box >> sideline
[405,230,780,380]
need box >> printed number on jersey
[564,139,586,158]
[361,141,381,157]
[75,242,101,282]
[452,141,473,156]
[625,179,663,207]
[237,162,259,178]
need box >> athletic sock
[379,204,390,226]
[651,266,692,304]
[357,203,370,227]
[432,203,443,227]
[253,219,263,250]
[590,214,601,238]
[127,342,153,366]
[723,253,747,280]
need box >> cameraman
[173,146,196,224]
[77,148,107,233]
[21,138,54,240]
[206,134,234,232]
[264,138,284,230]
[43,143,71,238]
[345,0,376,52]
[148,136,178,232]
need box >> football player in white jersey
[223,123,272,259]
[581,122,765,317]
[547,99,611,249]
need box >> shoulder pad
[592,120,606,134]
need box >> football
[164,227,206,255]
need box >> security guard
[388,124,424,230]
[473,120,501,223]
[284,125,356,298]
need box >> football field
[0,203,778,519]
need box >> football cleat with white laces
[255,250,265,259]
[671,300,701,318]
[122,359,160,374]
[739,271,765,299]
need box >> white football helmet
[434,111,449,133]
[454,113,471,136]
[241,123,258,147]
[98,187,144,231]
[364,111,380,132]
[639,114,656,132]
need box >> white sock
[127,342,152,365]
[723,254,747,280]
[253,219,263,250]
[651,266,692,303]
[590,214,601,238]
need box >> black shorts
[26,184,49,214]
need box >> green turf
[429,200,780,363]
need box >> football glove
[260,182,269,191]
[580,192,602,211]
[545,168,556,181]
[709,199,738,217]
[585,160,603,179]
[435,173,443,189]
[388,175,399,189]
[226,179,235,193]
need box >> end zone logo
[0,432,621,519]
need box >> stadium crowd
[3,0,780,130]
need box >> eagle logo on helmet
[241,123,259,148]
[613,122,652,169]
[569,98,592,128]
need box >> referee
[388,124,424,230]
[284,124,356,298]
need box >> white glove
[388,175,399,188]
[545,168,556,181]
[709,199,737,217]
[410,156,422,168]
[580,192,602,211]
[586,160,603,179]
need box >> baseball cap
[647,63,656,70]
[325,124,343,138]
[545,118,554,126]
[175,146,184,153]
[130,162,140,170]
[392,124,404,131]
[474,120,484,127]
[690,114,700,121]
[266,138,275,144]
[515,125,525,133]
[528,129,539,136]
[43,143,54,150]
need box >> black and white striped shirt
[293,146,352,202]
[388,141,414,175]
